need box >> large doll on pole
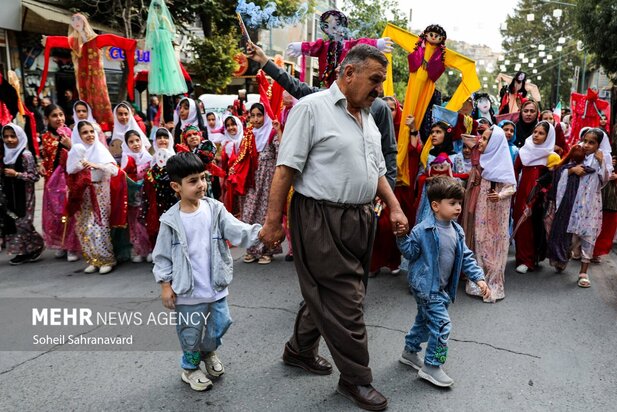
[145,0,187,97]
[287,10,393,87]
[382,23,480,186]
[38,14,137,131]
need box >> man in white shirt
[260,44,408,411]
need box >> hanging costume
[38,14,136,131]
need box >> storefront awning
[21,0,120,35]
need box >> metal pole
[580,51,587,92]
[556,53,562,107]
[4,29,11,72]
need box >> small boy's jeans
[404,291,452,366]
[175,297,232,370]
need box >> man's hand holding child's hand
[476,280,490,300]
[161,282,176,309]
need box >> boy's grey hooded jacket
[152,198,262,295]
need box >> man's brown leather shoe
[336,379,388,411]
[282,342,332,375]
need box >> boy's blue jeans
[175,297,232,370]
[404,291,452,366]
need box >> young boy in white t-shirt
[153,152,263,391]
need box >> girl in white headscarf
[67,120,119,275]
[122,130,153,263]
[142,127,178,248]
[566,128,611,288]
[72,100,108,147]
[111,102,151,149]
[241,102,282,264]
[512,121,560,274]
[173,97,207,146]
[464,126,516,302]
[1,123,44,264]
[205,111,225,144]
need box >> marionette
[38,14,137,130]
[145,0,187,97]
[381,23,481,186]
[498,71,528,115]
[286,10,393,87]
[472,92,496,125]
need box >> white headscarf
[72,101,108,148]
[205,111,225,144]
[222,115,244,157]
[173,98,200,130]
[151,128,175,166]
[518,121,556,166]
[123,130,153,167]
[480,126,517,185]
[251,105,273,152]
[111,102,151,149]
[2,123,29,165]
[580,128,614,173]
[67,125,116,175]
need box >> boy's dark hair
[427,176,464,203]
[166,152,205,183]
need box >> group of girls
[379,94,616,302]
[1,91,290,270]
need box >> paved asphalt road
[1,237,616,411]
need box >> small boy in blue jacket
[397,176,490,387]
[153,153,263,392]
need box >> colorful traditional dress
[221,116,258,215]
[513,122,557,270]
[464,126,516,302]
[242,116,280,257]
[40,127,81,253]
[66,141,119,268]
[0,124,44,256]
[145,0,187,96]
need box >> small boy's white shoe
[203,351,225,377]
[131,255,144,263]
[418,365,454,387]
[399,349,423,371]
[516,264,529,274]
[67,252,80,262]
[99,265,113,275]
[181,369,213,391]
[146,253,153,263]
[84,265,97,273]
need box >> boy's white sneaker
[67,252,80,262]
[146,253,153,263]
[181,369,213,391]
[203,351,225,377]
[516,264,529,274]
[399,349,423,371]
[418,365,454,387]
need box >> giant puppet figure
[569,88,611,146]
[38,14,137,131]
[287,10,393,87]
[145,0,187,96]
[382,23,481,186]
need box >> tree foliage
[185,34,240,94]
[342,0,409,99]
[500,0,583,108]
[574,0,617,82]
